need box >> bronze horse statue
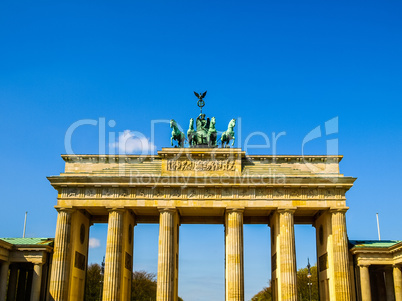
[170,119,185,148]
[221,119,236,147]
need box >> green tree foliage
[250,265,318,301]
[296,265,318,301]
[131,270,183,301]
[131,270,157,301]
[85,265,184,301]
[251,286,272,301]
[85,263,102,301]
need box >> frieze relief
[167,159,236,171]
[187,188,198,198]
[152,188,165,198]
[273,188,285,198]
[255,188,266,198]
[67,188,79,198]
[290,189,301,199]
[60,186,343,200]
[85,188,96,198]
[307,188,318,199]
[120,188,130,198]
[136,188,148,198]
[238,188,253,199]
[170,187,182,198]
[204,188,215,198]
[102,188,115,198]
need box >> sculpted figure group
[170,91,236,148]
[171,116,236,148]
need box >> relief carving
[167,159,235,171]
[102,188,114,197]
[205,188,215,198]
[188,188,197,198]
[273,188,285,198]
[67,188,78,197]
[290,189,300,198]
[307,188,318,198]
[120,188,129,197]
[222,188,232,197]
[153,188,164,198]
[239,188,249,198]
[171,188,181,198]
[85,188,96,198]
[256,188,265,198]
[325,189,335,198]
[137,188,146,198]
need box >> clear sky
[1,1,401,300]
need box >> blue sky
[1,1,402,300]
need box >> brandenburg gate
[47,92,356,301]
[47,148,355,301]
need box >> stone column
[157,208,178,301]
[16,267,27,301]
[359,265,371,301]
[278,208,297,301]
[385,269,395,301]
[7,265,18,301]
[330,208,351,301]
[0,261,10,300]
[49,208,73,301]
[225,208,244,301]
[394,265,402,301]
[30,263,43,301]
[102,209,124,301]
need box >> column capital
[358,263,371,268]
[393,264,402,268]
[329,207,349,214]
[158,207,177,213]
[277,207,297,214]
[106,207,126,213]
[226,207,245,213]
[55,207,75,214]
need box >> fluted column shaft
[157,208,177,301]
[102,209,124,301]
[225,208,244,301]
[331,209,351,301]
[7,265,18,301]
[385,269,395,301]
[359,265,371,301]
[30,263,43,301]
[49,208,73,301]
[394,266,402,301]
[278,209,297,301]
[0,261,9,300]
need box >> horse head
[170,119,176,128]
[229,118,236,129]
[210,117,216,126]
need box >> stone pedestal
[225,208,244,301]
[49,208,73,301]
[157,208,179,301]
[102,209,124,301]
[0,261,9,300]
[394,266,402,301]
[330,209,351,301]
[359,265,371,301]
[30,263,43,301]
